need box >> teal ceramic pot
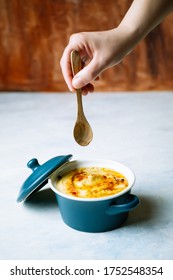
[49,159,139,232]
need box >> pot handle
[106,194,139,215]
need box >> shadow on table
[125,193,160,227]
[24,188,57,209]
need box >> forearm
[60,0,173,92]
[119,0,173,46]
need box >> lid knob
[27,158,40,171]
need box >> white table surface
[0,92,173,260]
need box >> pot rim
[49,159,136,202]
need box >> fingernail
[72,76,85,89]
[69,86,74,92]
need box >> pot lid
[17,154,72,203]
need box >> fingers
[60,32,102,94]
[72,56,101,89]
[60,46,75,92]
[82,83,95,95]
[61,49,100,94]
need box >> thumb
[72,57,101,89]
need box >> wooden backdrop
[0,0,173,92]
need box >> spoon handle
[71,50,93,146]
[71,50,85,118]
[71,50,82,76]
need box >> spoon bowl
[71,50,93,146]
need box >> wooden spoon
[71,50,93,146]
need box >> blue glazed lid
[17,154,72,203]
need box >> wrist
[109,25,138,60]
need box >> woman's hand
[60,27,134,95]
[60,0,173,95]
